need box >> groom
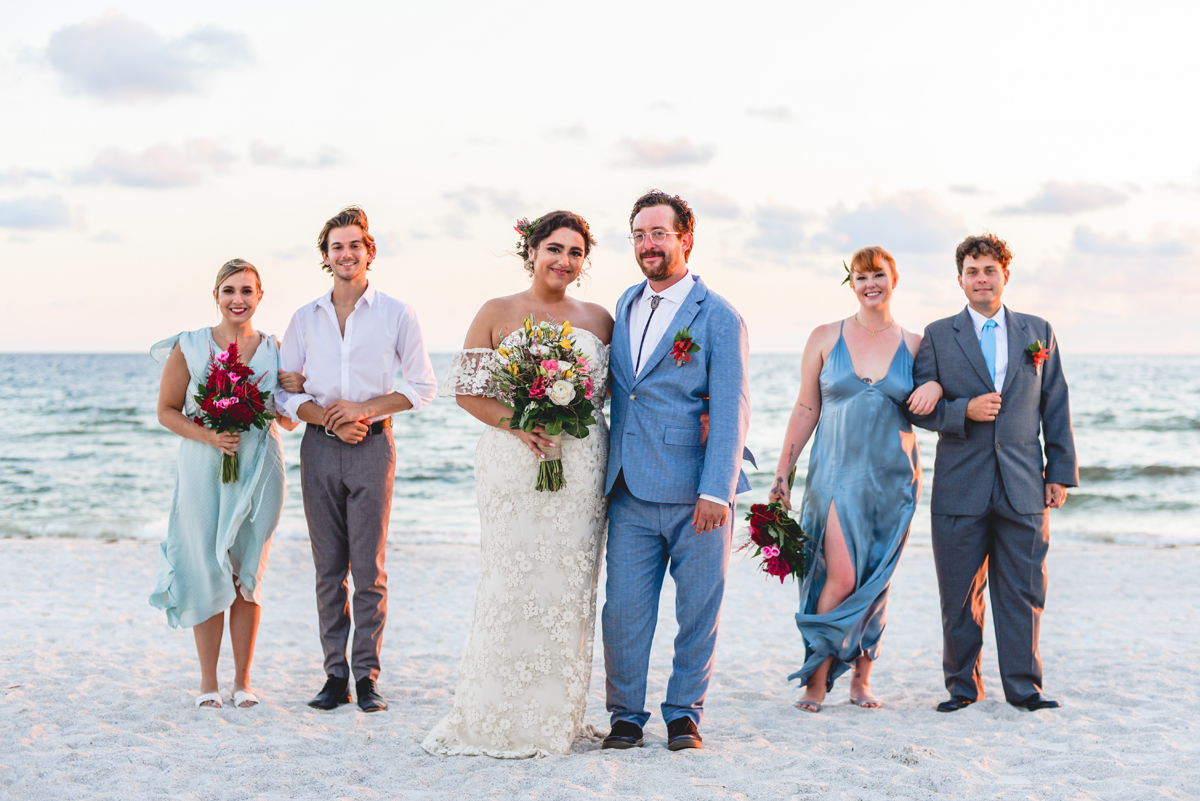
[602,191,752,752]
[910,232,1077,713]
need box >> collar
[639,270,694,306]
[318,281,376,312]
[966,304,1006,334]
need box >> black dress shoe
[1011,693,1061,711]
[355,678,388,713]
[601,720,644,749]
[936,695,976,713]
[308,676,351,710]
[666,717,703,751]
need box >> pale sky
[3,1,1198,353]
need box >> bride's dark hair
[517,211,596,273]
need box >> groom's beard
[636,247,674,281]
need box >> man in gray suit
[910,233,1078,713]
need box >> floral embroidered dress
[422,329,610,759]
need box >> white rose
[548,380,576,406]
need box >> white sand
[1,536,1198,800]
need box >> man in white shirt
[276,206,437,713]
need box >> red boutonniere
[1025,340,1049,376]
[671,327,701,366]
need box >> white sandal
[195,692,223,709]
[232,690,259,708]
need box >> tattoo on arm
[771,476,785,494]
[797,402,813,412]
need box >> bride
[423,211,614,758]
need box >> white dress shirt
[966,304,1007,391]
[628,272,697,376]
[626,271,724,507]
[276,284,438,423]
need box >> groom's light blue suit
[603,274,752,728]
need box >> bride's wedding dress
[422,329,609,758]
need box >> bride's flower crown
[514,217,542,261]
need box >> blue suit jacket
[605,275,753,505]
[907,306,1079,516]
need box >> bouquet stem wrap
[220,453,240,484]
[536,433,564,492]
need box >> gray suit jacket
[909,306,1078,516]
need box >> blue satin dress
[788,323,921,689]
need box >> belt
[309,417,392,438]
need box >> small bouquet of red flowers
[671,327,700,366]
[741,472,810,583]
[193,342,274,483]
[1025,340,1050,376]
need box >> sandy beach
[1,536,1197,800]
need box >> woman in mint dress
[769,247,941,712]
[150,259,302,708]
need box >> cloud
[442,186,526,219]
[1073,225,1196,256]
[273,245,313,261]
[90,230,122,243]
[619,137,714,167]
[1000,181,1128,214]
[45,13,252,101]
[690,190,741,220]
[949,184,982,195]
[0,169,53,188]
[249,141,342,169]
[0,195,71,229]
[747,106,795,123]
[747,203,809,252]
[73,140,235,188]
[821,191,964,253]
[547,123,587,141]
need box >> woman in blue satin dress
[769,247,942,711]
[150,259,304,709]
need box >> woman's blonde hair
[213,258,263,294]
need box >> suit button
[629,394,636,401]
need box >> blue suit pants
[602,480,732,727]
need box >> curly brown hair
[629,190,695,260]
[518,210,596,273]
[955,232,1012,274]
[317,206,376,273]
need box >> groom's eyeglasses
[628,229,682,246]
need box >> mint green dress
[148,329,286,629]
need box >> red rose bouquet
[741,470,811,583]
[492,315,598,491]
[193,342,274,483]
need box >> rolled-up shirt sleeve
[275,310,314,422]
[394,304,437,412]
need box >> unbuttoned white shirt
[276,284,437,423]
[629,271,697,376]
[626,271,724,507]
[966,304,1007,392]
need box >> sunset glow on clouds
[2,1,1198,353]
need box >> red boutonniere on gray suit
[1025,340,1049,376]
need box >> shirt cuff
[699,493,729,507]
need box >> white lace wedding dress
[422,329,610,758]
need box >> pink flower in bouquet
[575,356,590,375]
[540,359,559,374]
[584,376,593,399]
[529,375,547,399]
[228,373,240,386]
[216,350,231,364]
[762,545,780,559]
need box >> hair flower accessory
[841,259,851,286]
[514,216,542,260]
[1025,340,1049,376]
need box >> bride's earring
[576,274,582,287]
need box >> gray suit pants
[300,424,395,682]
[931,472,1049,703]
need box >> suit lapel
[1001,307,1025,394]
[609,282,643,387]
[953,307,996,392]
[632,277,707,387]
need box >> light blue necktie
[980,318,998,387]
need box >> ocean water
[1,353,1196,546]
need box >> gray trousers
[931,472,1049,703]
[300,424,395,682]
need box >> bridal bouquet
[492,315,598,492]
[741,471,810,582]
[193,342,274,483]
